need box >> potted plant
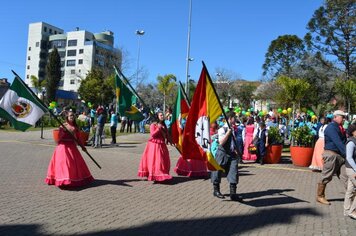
[290,126,314,167]
[76,118,90,145]
[265,126,284,164]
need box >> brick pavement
[0,129,355,236]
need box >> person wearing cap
[317,110,347,205]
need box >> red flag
[182,63,224,171]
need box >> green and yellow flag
[114,69,144,121]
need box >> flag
[182,63,224,171]
[170,86,190,152]
[0,76,47,131]
[114,69,144,121]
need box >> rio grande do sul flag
[0,76,47,131]
[182,62,224,171]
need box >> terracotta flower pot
[264,145,283,164]
[290,146,314,167]
[52,129,60,143]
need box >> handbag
[215,145,229,167]
[248,143,257,154]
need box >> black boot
[230,183,243,201]
[213,183,225,199]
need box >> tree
[45,47,61,102]
[263,35,305,78]
[275,76,310,128]
[30,75,46,95]
[78,69,114,107]
[334,78,356,114]
[157,74,177,115]
[305,0,356,80]
[136,83,161,111]
[234,83,257,110]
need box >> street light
[185,0,193,94]
[135,30,145,88]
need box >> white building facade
[25,22,121,92]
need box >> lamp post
[135,30,145,88]
[185,0,193,94]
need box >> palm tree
[157,74,177,115]
[276,75,310,129]
[334,78,356,114]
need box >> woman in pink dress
[174,156,208,177]
[138,112,173,182]
[242,117,257,162]
[309,117,329,171]
[45,111,94,188]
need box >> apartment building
[25,22,121,92]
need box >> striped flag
[182,63,224,171]
[0,76,47,131]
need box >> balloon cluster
[87,102,93,108]
[277,108,293,115]
[306,109,317,120]
[48,101,57,110]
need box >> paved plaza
[0,129,355,236]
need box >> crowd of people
[43,106,356,220]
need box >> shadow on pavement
[154,176,209,185]
[0,207,321,235]
[239,188,309,207]
[59,179,142,191]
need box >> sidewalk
[0,129,355,235]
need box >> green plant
[290,126,314,147]
[268,126,284,145]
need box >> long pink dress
[45,126,94,187]
[242,124,257,161]
[174,156,208,177]
[138,123,172,182]
[309,125,327,171]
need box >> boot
[213,183,225,199]
[316,183,330,205]
[230,183,243,201]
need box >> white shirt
[318,124,328,139]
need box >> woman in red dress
[138,112,173,182]
[45,111,94,188]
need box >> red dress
[242,124,257,161]
[45,126,94,187]
[138,123,172,182]
[174,156,208,177]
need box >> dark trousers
[257,141,266,163]
[211,156,239,185]
[111,126,117,144]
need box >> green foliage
[334,78,356,114]
[45,47,61,103]
[77,69,114,106]
[291,126,314,147]
[275,76,310,108]
[157,74,177,111]
[234,83,257,109]
[305,0,356,80]
[263,35,305,78]
[268,126,284,145]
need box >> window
[50,40,66,49]
[78,59,83,64]
[61,71,65,77]
[68,40,77,47]
[78,69,81,73]
[70,79,75,84]
[27,65,30,69]
[28,56,30,60]
[66,60,76,66]
[28,47,31,51]
[60,61,65,67]
[36,42,40,47]
[44,26,47,32]
[54,30,57,34]
[67,50,76,57]
[59,51,65,58]
[79,49,84,54]
[71,70,75,74]
[49,28,52,34]
[26,75,29,79]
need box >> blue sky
[0,0,323,84]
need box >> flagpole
[179,81,191,106]
[113,66,149,109]
[11,70,102,169]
